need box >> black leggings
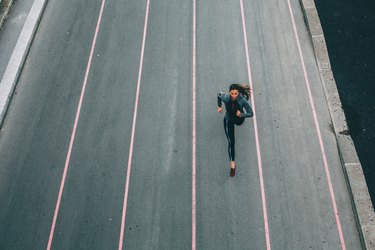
[223,118,235,161]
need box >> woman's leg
[223,118,235,164]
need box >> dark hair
[229,83,251,100]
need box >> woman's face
[230,89,239,100]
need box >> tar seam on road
[286,0,346,249]
[239,0,271,249]
[118,0,150,249]
[46,0,107,249]
[191,0,197,249]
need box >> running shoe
[230,167,236,177]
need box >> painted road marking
[192,0,197,249]
[118,0,150,249]
[239,0,271,249]
[285,0,346,249]
[46,0,107,249]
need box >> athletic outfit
[217,92,253,162]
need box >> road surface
[0,0,362,249]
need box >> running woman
[217,84,253,177]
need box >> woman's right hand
[218,107,222,113]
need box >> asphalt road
[0,0,363,249]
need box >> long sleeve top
[217,92,253,124]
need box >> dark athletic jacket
[217,92,254,125]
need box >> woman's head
[229,88,239,100]
[229,84,251,100]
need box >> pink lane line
[285,0,346,249]
[46,0,106,249]
[192,0,197,249]
[240,0,271,249]
[118,0,150,249]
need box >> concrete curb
[299,0,375,249]
[0,0,48,128]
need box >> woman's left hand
[236,110,242,117]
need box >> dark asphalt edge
[0,0,14,30]
[0,0,49,129]
[299,0,375,249]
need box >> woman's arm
[239,99,253,118]
[217,92,223,107]
[217,92,224,113]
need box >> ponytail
[229,83,251,100]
